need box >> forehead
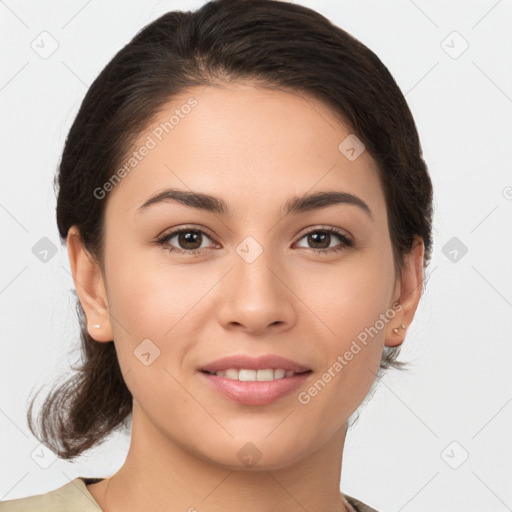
[104,82,386,222]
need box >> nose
[215,245,297,335]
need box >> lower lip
[199,371,312,405]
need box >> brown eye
[156,228,217,254]
[174,230,204,250]
[295,227,353,254]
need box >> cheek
[298,249,395,405]
[304,250,394,342]
[103,251,220,388]
[105,250,211,336]
[297,302,391,440]
[103,255,199,408]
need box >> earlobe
[385,237,425,347]
[66,226,113,342]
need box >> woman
[0,0,433,510]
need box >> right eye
[155,226,219,255]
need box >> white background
[1,1,511,511]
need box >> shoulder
[344,493,383,512]
[0,477,103,512]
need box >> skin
[67,82,424,512]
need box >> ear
[66,225,113,342]
[385,236,425,347]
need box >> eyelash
[155,225,354,256]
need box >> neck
[90,402,350,512]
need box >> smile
[199,370,312,405]
[202,368,302,381]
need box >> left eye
[156,226,353,255]
[294,228,353,253]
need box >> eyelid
[157,224,217,241]
[155,224,354,254]
[294,224,352,242]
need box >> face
[72,82,417,471]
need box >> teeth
[274,369,285,379]
[224,369,238,380]
[211,368,297,381]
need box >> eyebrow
[136,188,373,220]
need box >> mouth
[200,368,312,381]
[198,353,313,405]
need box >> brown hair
[27,0,433,459]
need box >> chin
[192,434,316,472]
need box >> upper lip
[199,354,311,373]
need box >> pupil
[180,231,200,249]
[309,232,329,249]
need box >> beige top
[0,477,381,512]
